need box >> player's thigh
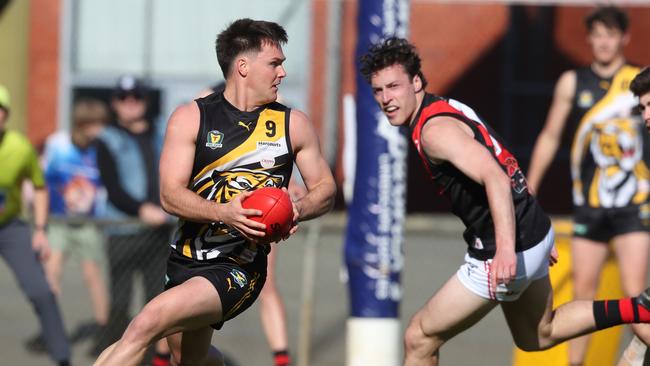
[141,276,224,337]
[571,237,609,290]
[167,326,215,365]
[415,275,497,341]
[500,275,553,347]
[613,231,650,295]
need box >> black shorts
[573,204,650,242]
[164,249,268,330]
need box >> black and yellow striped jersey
[171,92,293,262]
[567,64,650,208]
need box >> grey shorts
[48,222,104,261]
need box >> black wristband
[34,224,48,232]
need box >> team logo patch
[206,130,224,149]
[578,90,594,108]
[229,269,248,288]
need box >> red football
[241,187,293,242]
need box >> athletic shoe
[24,333,46,354]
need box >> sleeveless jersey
[171,92,293,262]
[567,64,650,208]
[410,93,551,260]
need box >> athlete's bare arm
[421,116,516,286]
[289,109,336,222]
[159,102,266,241]
[527,70,577,194]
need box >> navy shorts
[164,249,267,329]
[573,204,650,242]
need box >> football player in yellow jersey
[197,81,306,366]
[94,19,336,366]
[528,7,650,365]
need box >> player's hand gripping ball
[241,187,293,242]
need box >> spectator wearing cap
[0,84,72,366]
[92,76,171,365]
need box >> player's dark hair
[585,6,629,33]
[360,37,428,90]
[631,68,650,98]
[215,18,288,78]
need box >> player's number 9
[265,120,276,137]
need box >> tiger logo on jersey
[589,119,650,208]
[208,168,284,203]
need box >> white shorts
[456,228,555,302]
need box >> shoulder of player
[287,108,311,127]
[421,115,472,146]
[417,116,473,163]
[286,109,317,149]
[558,69,577,87]
[163,102,201,142]
[554,70,577,99]
[169,101,200,126]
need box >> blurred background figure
[0,84,72,366]
[92,76,172,365]
[41,97,110,353]
[527,7,650,366]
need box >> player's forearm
[527,132,560,193]
[294,180,336,221]
[160,186,220,223]
[32,188,49,230]
[485,174,516,253]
